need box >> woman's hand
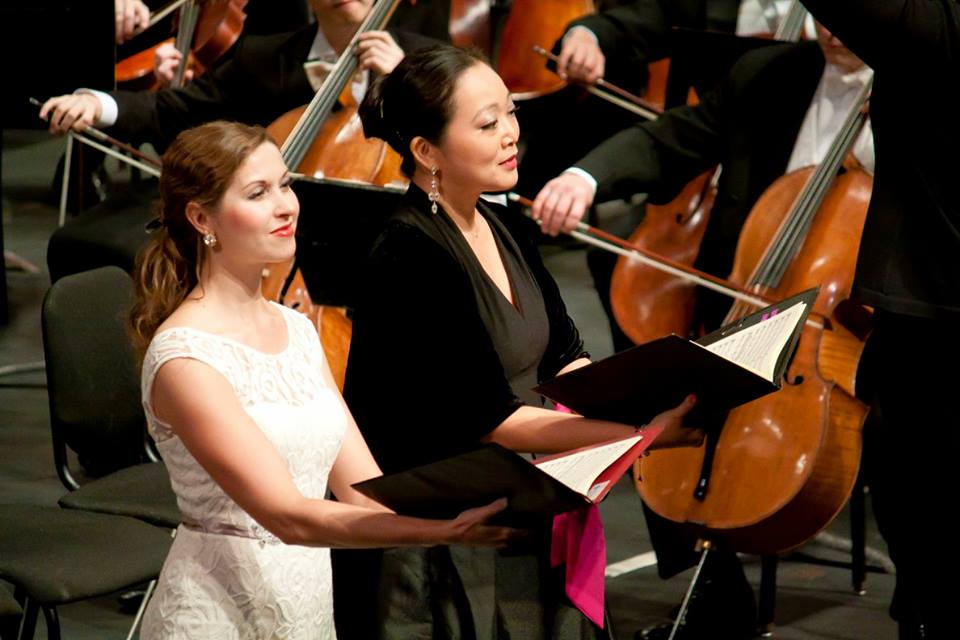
[645,394,704,449]
[444,498,524,548]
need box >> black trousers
[856,309,960,637]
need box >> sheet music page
[533,435,643,497]
[699,303,806,381]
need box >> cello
[115,0,248,90]
[495,0,595,99]
[609,1,810,347]
[263,0,407,390]
[449,0,493,57]
[636,78,873,555]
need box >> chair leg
[757,555,778,637]
[125,579,157,640]
[16,597,38,640]
[40,607,59,640]
[850,473,867,595]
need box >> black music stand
[291,176,405,309]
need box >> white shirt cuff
[76,89,118,128]
[563,25,599,46]
[563,167,598,197]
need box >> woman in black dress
[334,44,703,640]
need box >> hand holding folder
[534,287,818,428]
[352,289,817,521]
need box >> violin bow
[31,98,162,225]
[507,192,772,310]
[148,0,190,29]
[532,46,662,121]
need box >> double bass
[636,78,874,555]
[263,0,407,390]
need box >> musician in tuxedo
[799,2,960,639]
[516,0,816,204]
[40,0,437,152]
[532,23,873,638]
[39,0,440,288]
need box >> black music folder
[534,288,819,426]
[352,430,661,522]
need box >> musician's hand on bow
[557,27,605,85]
[154,42,194,87]
[355,31,404,75]
[531,171,595,237]
[115,0,150,45]
[39,94,102,135]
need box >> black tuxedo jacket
[802,0,960,319]
[108,25,434,151]
[575,40,825,281]
[562,0,742,91]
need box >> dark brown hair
[129,120,271,354]
[359,44,488,176]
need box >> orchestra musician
[532,23,873,639]
[337,44,703,640]
[516,0,818,204]
[516,0,821,354]
[40,0,441,288]
[39,0,437,151]
[798,2,960,638]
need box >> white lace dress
[139,303,346,639]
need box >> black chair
[40,266,180,637]
[0,504,172,640]
[1,585,21,640]
[40,266,180,529]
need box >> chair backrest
[41,266,147,488]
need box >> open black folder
[534,287,819,426]
[352,288,817,521]
[353,429,662,523]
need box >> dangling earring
[203,232,218,247]
[428,166,440,215]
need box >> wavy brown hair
[129,121,271,355]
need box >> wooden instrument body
[610,169,716,344]
[496,0,595,98]
[638,166,872,554]
[115,0,248,90]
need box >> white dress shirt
[736,0,816,39]
[302,26,368,104]
[565,62,875,197]
[786,63,874,174]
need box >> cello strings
[765,83,871,284]
[284,0,396,169]
[754,80,872,289]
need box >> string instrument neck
[280,0,401,169]
[724,76,873,324]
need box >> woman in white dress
[129,120,520,639]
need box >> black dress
[335,184,607,640]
